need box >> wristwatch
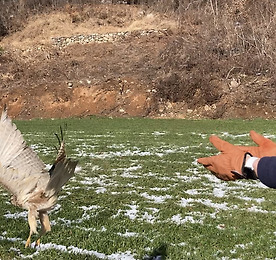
[231,152,259,180]
[242,152,259,180]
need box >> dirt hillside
[0,4,275,119]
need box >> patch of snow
[140,192,172,203]
[171,214,203,225]
[117,231,139,237]
[125,204,139,220]
[4,211,27,219]
[213,188,225,198]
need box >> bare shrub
[156,29,223,107]
[0,0,105,36]
[0,18,8,37]
[154,0,276,106]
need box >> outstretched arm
[198,134,276,188]
[236,155,276,188]
[255,157,276,188]
[197,135,257,181]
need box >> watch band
[241,152,258,180]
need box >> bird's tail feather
[45,158,78,197]
[54,126,66,165]
[49,126,67,176]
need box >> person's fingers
[197,156,212,166]
[238,145,259,156]
[197,156,217,172]
[238,145,250,152]
[249,130,268,145]
[198,156,237,180]
[214,172,235,181]
[209,135,234,152]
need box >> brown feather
[0,108,78,247]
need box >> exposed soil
[0,4,275,119]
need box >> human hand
[197,135,247,181]
[238,130,276,157]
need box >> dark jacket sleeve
[257,157,276,188]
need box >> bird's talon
[25,239,31,248]
[35,238,41,247]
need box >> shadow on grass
[143,243,167,260]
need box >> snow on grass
[4,211,28,219]
[81,145,190,160]
[140,192,172,203]
[5,235,136,260]
[117,231,139,237]
[112,203,159,224]
[114,165,143,178]
[171,214,204,225]
[3,120,276,259]
[119,204,139,221]
[179,197,235,211]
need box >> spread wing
[0,108,46,195]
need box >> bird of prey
[0,107,78,247]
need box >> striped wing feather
[0,109,46,195]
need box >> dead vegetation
[1,1,276,119]
[154,1,276,108]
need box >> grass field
[1,117,276,259]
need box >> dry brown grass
[1,4,176,49]
[154,1,276,107]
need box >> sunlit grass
[0,117,276,259]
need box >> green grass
[1,117,276,259]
